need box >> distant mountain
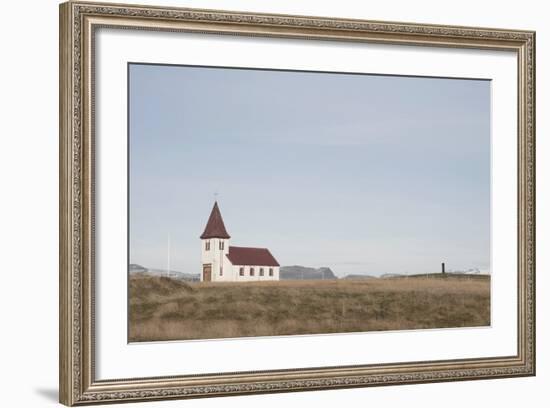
[147,269,201,282]
[380,273,404,279]
[129,263,147,273]
[129,264,200,281]
[341,274,377,280]
[280,265,337,280]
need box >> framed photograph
[59,1,535,405]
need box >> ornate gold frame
[59,1,536,405]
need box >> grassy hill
[129,274,490,342]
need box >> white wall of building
[201,237,280,282]
[231,265,280,282]
[201,237,235,281]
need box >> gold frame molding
[59,1,536,405]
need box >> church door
[203,264,212,282]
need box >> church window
[250,267,255,276]
[219,241,224,250]
[259,268,264,276]
[269,268,274,276]
[239,267,244,276]
[205,241,210,251]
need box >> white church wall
[200,237,231,282]
[272,266,280,281]
[231,265,280,282]
[220,247,236,281]
[201,237,280,282]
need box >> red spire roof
[200,201,231,239]
[226,246,280,267]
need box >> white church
[200,201,280,282]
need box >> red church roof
[226,246,280,267]
[200,201,231,239]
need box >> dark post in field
[441,262,446,274]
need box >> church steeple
[200,201,231,239]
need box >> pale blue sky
[129,63,490,277]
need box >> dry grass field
[129,274,490,342]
